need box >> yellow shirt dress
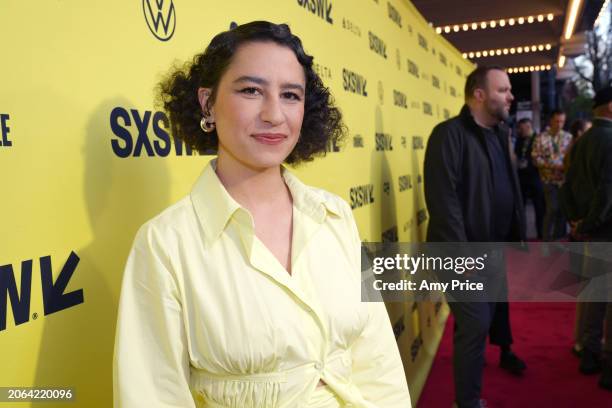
[113,160,411,407]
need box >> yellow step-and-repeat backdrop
[0,1,472,406]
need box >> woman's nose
[260,95,284,125]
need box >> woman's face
[199,41,306,171]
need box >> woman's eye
[282,92,301,101]
[240,87,261,96]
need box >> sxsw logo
[0,114,11,148]
[368,31,387,59]
[143,0,176,41]
[1,252,84,332]
[387,2,402,28]
[439,52,447,66]
[407,59,420,78]
[432,75,440,89]
[375,133,393,151]
[393,90,407,109]
[423,102,433,116]
[297,0,333,25]
[110,107,200,157]
[349,184,375,209]
[398,175,412,192]
[417,33,428,50]
[342,69,368,97]
[382,225,398,243]
[413,136,424,150]
[353,134,364,148]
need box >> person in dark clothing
[424,66,527,408]
[562,86,612,391]
[515,118,545,239]
[564,118,592,358]
[564,119,592,173]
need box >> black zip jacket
[561,118,612,239]
[424,105,526,242]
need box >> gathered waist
[189,351,356,408]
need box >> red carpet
[418,303,611,407]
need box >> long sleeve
[339,198,412,407]
[113,223,195,408]
[424,123,468,242]
[530,133,547,168]
[350,301,412,407]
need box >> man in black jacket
[562,86,612,390]
[424,66,527,408]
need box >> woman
[113,21,411,408]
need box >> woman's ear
[197,87,214,119]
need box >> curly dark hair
[157,21,345,164]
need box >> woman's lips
[252,133,287,145]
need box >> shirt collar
[544,128,568,137]
[282,167,342,222]
[190,159,341,245]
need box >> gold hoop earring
[200,117,215,133]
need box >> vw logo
[143,0,176,41]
